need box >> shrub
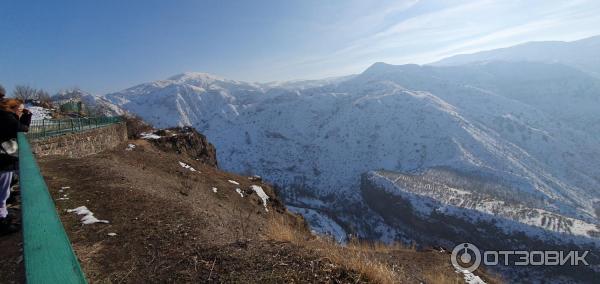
[267,216,402,284]
[124,114,153,139]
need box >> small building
[59,100,86,116]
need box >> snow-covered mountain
[103,57,600,253]
[105,64,600,251]
[99,36,600,282]
[433,35,600,78]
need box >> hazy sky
[1,0,600,94]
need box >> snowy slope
[104,62,600,246]
[433,35,600,78]
[287,206,347,243]
[351,62,600,220]
[366,170,600,244]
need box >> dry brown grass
[422,270,463,284]
[346,238,416,253]
[267,216,403,284]
[267,215,307,243]
[266,216,506,284]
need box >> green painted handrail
[17,133,87,284]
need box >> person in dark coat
[0,98,31,234]
[0,84,6,101]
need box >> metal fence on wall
[26,116,123,140]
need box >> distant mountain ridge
[432,35,600,77]
[103,61,600,217]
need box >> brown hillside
[0,128,501,283]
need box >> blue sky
[1,0,600,94]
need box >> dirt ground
[34,141,370,283]
[0,195,24,284]
[1,138,497,283]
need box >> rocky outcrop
[148,127,218,168]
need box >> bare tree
[13,85,38,102]
[35,89,52,104]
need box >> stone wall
[31,123,128,158]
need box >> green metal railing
[18,133,88,283]
[27,117,123,140]
[15,116,122,282]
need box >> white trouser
[0,171,13,219]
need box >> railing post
[17,133,88,284]
[42,119,46,138]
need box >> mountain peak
[364,62,393,72]
[167,72,224,83]
[361,62,422,77]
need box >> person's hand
[14,105,26,118]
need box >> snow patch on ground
[57,189,69,200]
[67,206,109,225]
[458,269,486,284]
[228,180,239,185]
[57,193,69,200]
[212,187,218,193]
[140,132,161,139]
[250,185,269,212]
[235,188,244,197]
[126,144,136,151]
[26,105,52,120]
[178,161,198,172]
